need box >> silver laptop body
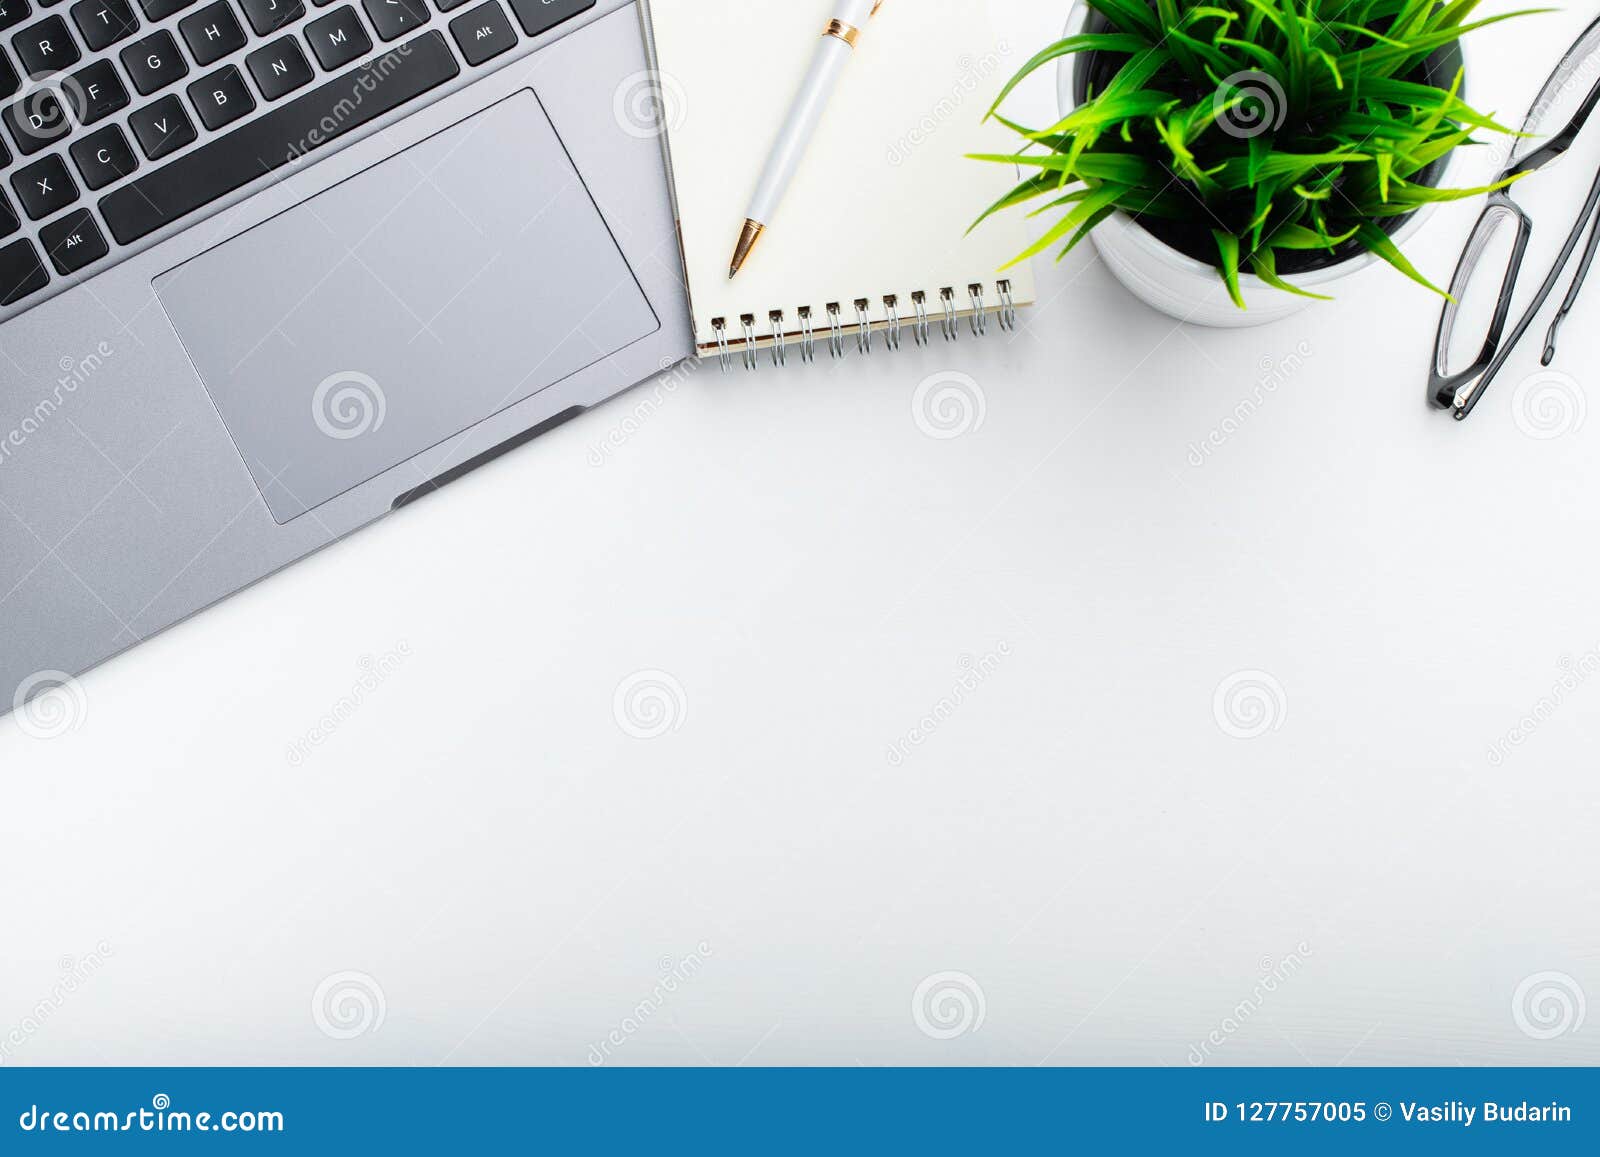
[0,0,691,709]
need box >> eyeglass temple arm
[1515,72,1600,175]
[1542,197,1600,364]
[1457,161,1600,420]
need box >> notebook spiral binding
[709,279,1017,371]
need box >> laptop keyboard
[0,0,596,310]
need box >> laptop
[0,0,691,712]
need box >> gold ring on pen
[824,19,861,46]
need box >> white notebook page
[645,0,1038,351]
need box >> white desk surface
[4,2,1597,1067]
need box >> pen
[728,0,884,279]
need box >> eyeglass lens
[1437,19,1600,393]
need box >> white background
[4,1,1598,1066]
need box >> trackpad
[155,90,658,523]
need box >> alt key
[450,1,516,66]
[40,208,110,275]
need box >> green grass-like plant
[973,0,1538,306]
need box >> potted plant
[974,0,1532,326]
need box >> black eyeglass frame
[1428,26,1600,420]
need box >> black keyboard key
[435,0,470,11]
[178,1,243,65]
[127,92,192,158]
[66,57,128,123]
[11,152,75,217]
[120,29,185,94]
[13,14,79,75]
[0,0,31,35]
[361,0,424,42]
[449,0,512,66]
[69,0,136,52]
[3,89,69,153]
[70,122,137,187]
[0,237,48,304]
[134,0,193,18]
[245,34,310,99]
[304,5,365,70]
[101,30,457,244]
[0,48,16,99]
[39,206,105,272]
[0,189,16,236]
[236,0,297,36]
[0,134,8,168]
[506,0,588,38]
[187,63,251,128]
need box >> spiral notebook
[639,0,1037,367]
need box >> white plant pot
[1053,2,1453,328]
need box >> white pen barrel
[834,0,877,26]
[747,33,855,225]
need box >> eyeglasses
[1430,16,1600,421]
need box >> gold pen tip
[728,219,765,280]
